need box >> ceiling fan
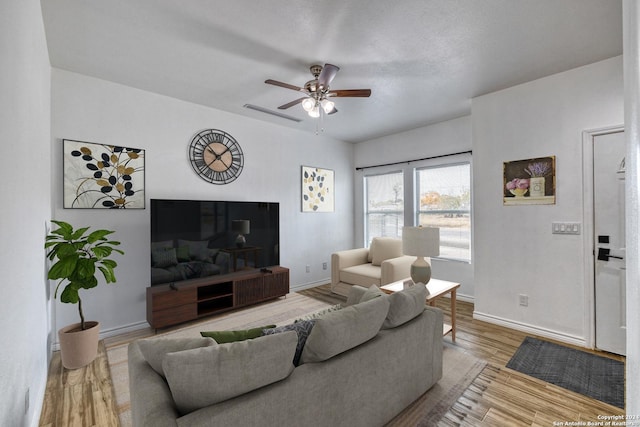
[265,64,371,117]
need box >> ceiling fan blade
[265,79,304,92]
[318,64,340,89]
[328,89,371,97]
[278,97,308,110]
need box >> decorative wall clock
[188,129,244,184]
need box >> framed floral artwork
[63,139,145,209]
[301,166,334,212]
[503,156,556,206]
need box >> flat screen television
[150,199,279,286]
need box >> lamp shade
[402,226,440,257]
[231,220,250,235]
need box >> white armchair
[331,237,415,297]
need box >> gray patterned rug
[506,336,624,409]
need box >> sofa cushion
[137,337,216,378]
[163,331,298,415]
[151,248,178,268]
[294,304,343,322]
[369,237,403,266]
[262,319,316,366]
[382,283,427,329]
[200,325,275,343]
[300,296,390,364]
[340,264,382,287]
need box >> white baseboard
[290,279,331,293]
[51,320,150,351]
[454,293,474,304]
[473,310,587,348]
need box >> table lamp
[402,226,440,284]
[232,220,250,248]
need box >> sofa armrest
[128,342,180,427]
[380,255,417,285]
[331,248,370,286]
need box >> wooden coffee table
[381,278,460,341]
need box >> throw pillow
[175,245,190,262]
[151,248,178,268]
[163,331,298,415]
[369,237,403,266]
[300,296,390,364]
[382,283,427,329]
[137,337,216,378]
[177,239,210,261]
[262,319,316,366]
[359,285,384,302]
[345,285,368,306]
[345,284,384,306]
[294,304,343,322]
[200,325,275,343]
[150,240,173,252]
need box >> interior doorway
[584,127,626,356]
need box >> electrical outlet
[322,262,327,270]
[305,265,310,273]
[519,294,529,307]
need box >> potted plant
[45,220,124,369]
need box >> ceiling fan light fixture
[308,106,320,118]
[321,99,335,114]
[301,97,315,112]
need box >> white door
[594,130,626,356]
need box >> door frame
[582,124,625,350]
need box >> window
[364,171,404,246]
[415,163,471,262]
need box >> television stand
[146,266,289,329]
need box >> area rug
[506,336,625,409]
[107,291,485,426]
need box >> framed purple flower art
[503,156,555,206]
[63,139,145,209]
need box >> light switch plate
[552,222,581,235]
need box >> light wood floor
[39,291,625,426]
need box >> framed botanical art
[503,156,556,206]
[301,166,334,212]
[63,139,145,209]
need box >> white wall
[0,1,52,426]
[472,56,624,345]
[353,116,474,299]
[623,0,640,414]
[51,70,354,339]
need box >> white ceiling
[40,0,622,143]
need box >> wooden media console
[146,266,289,329]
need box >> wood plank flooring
[39,288,625,426]
[433,297,626,426]
[39,342,120,427]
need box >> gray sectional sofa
[128,284,444,427]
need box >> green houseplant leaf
[45,220,124,330]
